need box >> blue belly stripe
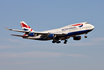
[36,30,92,40]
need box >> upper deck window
[85,22,89,24]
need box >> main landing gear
[52,39,68,44]
[64,40,67,44]
[52,40,61,44]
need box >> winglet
[5,27,9,30]
[5,27,12,30]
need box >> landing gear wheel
[85,36,87,38]
[56,41,61,44]
[52,41,56,43]
[64,42,67,44]
[64,40,67,44]
[85,33,87,38]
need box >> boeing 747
[6,21,94,44]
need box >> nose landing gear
[85,34,87,38]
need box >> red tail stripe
[30,29,33,31]
[21,23,29,28]
[28,26,30,28]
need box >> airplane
[5,21,94,44]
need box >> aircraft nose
[91,25,95,30]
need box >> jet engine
[28,32,35,36]
[73,36,81,40]
[48,34,56,38]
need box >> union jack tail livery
[20,21,34,32]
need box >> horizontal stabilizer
[11,34,24,37]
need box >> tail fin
[20,21,34,32]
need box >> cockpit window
[85,22,89,24]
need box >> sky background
[0,0,104,70]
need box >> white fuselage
[26,22,94,40]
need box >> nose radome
[91,25,95,29]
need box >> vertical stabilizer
[20,21,34,32]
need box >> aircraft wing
[6,27,68,36]
[5,27,29,33]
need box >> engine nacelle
[29,32,34,36]
[48,34,56,38]
[73,36,81,40]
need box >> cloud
[0,51,88,65]
[0,45,14,49]
[1,37,104,50]
[66,42,98,46]
[8,38,21,43]
[0,38,103,50]
[7,38,24,43]
[0,60,37,65]
[91,37,104,42]
[0,51,88,59]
